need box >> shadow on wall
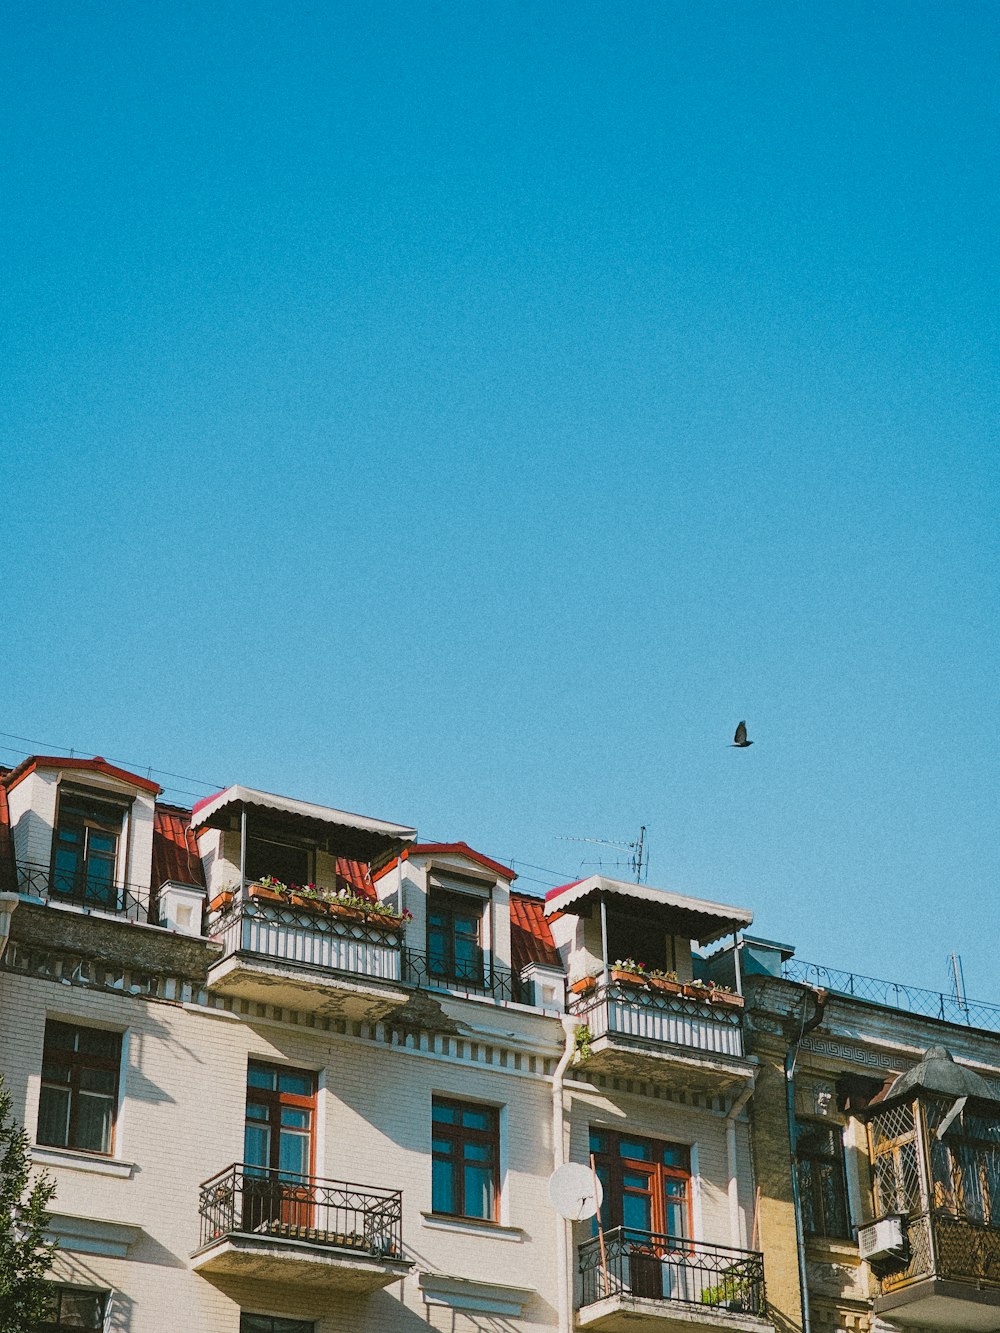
[50,1249,135,1333]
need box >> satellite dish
[548,1162,603,1221]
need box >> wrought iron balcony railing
[569,981,745,1059]
[402,946,526,1004]
[783,958,1000,1034]
[16,861,154,924]
[210,896,404,982]
[197,1163,403,1259]
[876,1210,1000,1296]
[579,1227,766,1316]
[208,897,528,1003]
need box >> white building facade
[0,754,772,1333]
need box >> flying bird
[731,721,753,748]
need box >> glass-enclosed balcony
[862,1046,1000,1331]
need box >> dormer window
[51,790,129,910]
[428,889,485,986]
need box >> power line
[0,730,222,791]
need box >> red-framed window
[37,1021,122,1156]
[590,1127,692,1239]
[244,1061,316,1179]
[431,1097,499,1220]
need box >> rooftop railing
[197,1162,403,1259]
[569,980,745,1059]
[402,946,526,1005]
[783,958,1000,1034]
[579,1228,766,1316]
[15,861,154,924]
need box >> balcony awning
[544,875,752,946]
[191,785,416,860]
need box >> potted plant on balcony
[208,886,236,913]
[248,876,286,904]
[610,959,649,988]
[707,984,744,1008]
[683,978,711,1000]
[647,968,682,995]
[569,974,599,996]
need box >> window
[37,1021,121,1155]
[427,889,484,986]
[51,792,126,909]
[432,1097,499,1220]
[589,1128,691,1239]
[40,1286,107,1330]
[240,1317,313,1333]
[245,833,311,887]
[796,1120,850,1238]
[243,1061,317,1234]
[244,1061,316,1176]
[929,1103,1000,1227]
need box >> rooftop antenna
[557,827,648,884]
[948,953,968,1012]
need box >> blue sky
[3,2,998,999]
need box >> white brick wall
[0,955,756,1333]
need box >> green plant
[0,1072,56,1330]
[574,1025,593,1064]
[252,877,409,921]
[647,968,679,982]
[700,1268,756,1312]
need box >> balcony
[872,1212,1000,1330]
[191,1163,410,1293]
[206,896,407,1020]
[568,981,752,1095]
[578,1229,771,1332]
[16,860,154,924]
[206,895,532,1018]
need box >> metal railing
[16,861,154,924]
[569,982,745,1059]
[402,947,526,1004]
[784,958,1000,1034]
[208,899,528,1003]
[876,1210,1000,1296]
[197,1163,403,1259]
[579,1228,766,1315]
[210,897,404,982]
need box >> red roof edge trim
[191,789,227,816]
[2,756,162,796]
[372,841,516,884]
[544,879,585,901]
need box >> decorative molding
[418,1271,534,1316]
[799,1036,897,1071]
[44,1212,142,1257]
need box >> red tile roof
[0,766,16,892]
[2,755,162,796]
[152,803,206,888]
[372,841,516,884]
[510,892,562,972]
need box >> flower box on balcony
[209,889,235,913]
[248,883,284,904]
[709,989,744,1008]
[611,968,648,989]
[647,975,683,996]
[570,976,598,996]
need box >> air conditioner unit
[858,1215,906,1263]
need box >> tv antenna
[948,953,968,1012]
[556,826,647,883]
